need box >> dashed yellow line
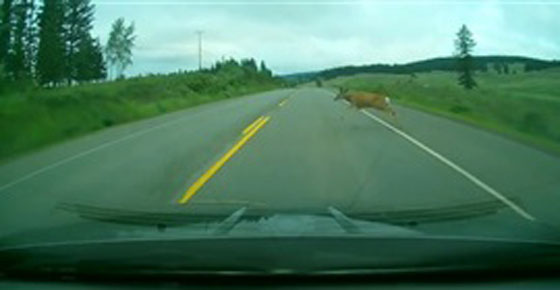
[242,116,265,135]
[178,116,271,204]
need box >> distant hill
[283,56,560,81]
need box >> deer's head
[334,87,349,101]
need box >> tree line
[306,24,558,90]
[315,55,559,80]
[0,0,135,87]
[210,58,273,78]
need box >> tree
[105,17,135,79]
[259,60,272,77]
[454,24,477,89]
[7,0,37,80]
[0,0,14,69]
[75,35,105,82]
[89,37,106,80]
[240,58,257,73]
[22,0,37,77]
[492,62,502,74]
[64,0,94,83]
[8,0,26,79]
[502,62,510,75]
[36,0,66,85]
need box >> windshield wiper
[213,207,246,235]
[328,206,361,234]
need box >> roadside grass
[0,72,282,162]
[326,69,560,155]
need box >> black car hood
[2,207,560,278]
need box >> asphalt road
[1,88,559,241]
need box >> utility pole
[196,30,203,70]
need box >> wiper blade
[213,207,246,235]
[328,206,422,236]
[328,206,361,234]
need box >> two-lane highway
[0,89,291,237]
[1,88,560,242]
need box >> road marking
[360,109,536,222]
[242,116,265,135]
[0,115,197,195]
[0,90,293,196]
[278,99,288,107]
[178,116,271,204]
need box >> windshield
[1,0,560,276]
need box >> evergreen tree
[90,37,106,80]
[241,58,257,73]
[502,63,510,75]
[64,0,94,82]
[36,0,66,85]
[23,0,37,77]
[8,0,26,79]
[493,62,502,74]
[75,35,105,82]
[7,0,37,79]
[259,60,272,77]
[454,24,477,90]
[0,0,13,67]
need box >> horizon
[91,0,560,76]
[281,53,560,76]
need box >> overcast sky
[91,0,560,76]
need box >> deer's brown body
[335,88,396,117]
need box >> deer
[334,87,397,118]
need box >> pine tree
[90,37,106,80]
[241,58,257,72]
[0,0,13,68]
[493,62,502,74]
[8,0,26,79]
[64,0,94,83]
[7,0,37,79]
[502,63,510,75]
[22,0,37,77]
[454,24,477,90]
[75,35,105,82]
[259,60,272,77]
[36,0,66,85]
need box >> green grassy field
[326,69,560,155]
[0,69,282,162]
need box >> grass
[0,71,282,162]
[326,69,560,155]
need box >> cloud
[92,1,560,75]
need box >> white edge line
[0,117,189,194]
[0,89,295,195]
[359,108,535,222]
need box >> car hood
[2,207,560,277]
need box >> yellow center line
[278,99,288,107]
[178,116,271,204]
[242,116,265,135]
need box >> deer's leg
[388,107,402,128]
